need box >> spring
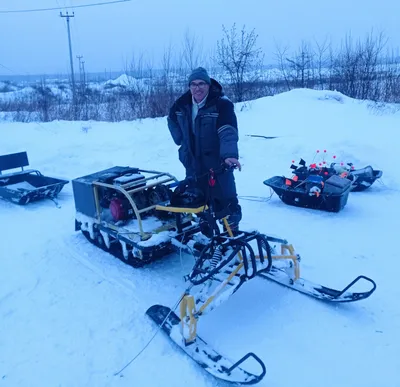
[210,247,223,269]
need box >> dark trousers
[195,170,242,230]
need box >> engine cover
[109,197,133,221]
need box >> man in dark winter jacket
[167,67,242,231]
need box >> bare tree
[314,36,331,89]
[273,41,292,91]
[331,30,388,100]
[327,40,337,90]
[285,41,315,88]
[4,28,400,123]
[380,48,400,103]
[33,78,56,122]
[122,51,148,119]
[360,30,387,100]
[147,43,179,118]
[205,46,219,76]
[216,23,264,102]
[181,28,204,71]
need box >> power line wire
[0,0,132,14]
[0,62,15,73]
[69,0,84,56]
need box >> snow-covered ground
[0,89,399,387]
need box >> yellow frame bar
[89,170,179,240]
[156,204,208,214]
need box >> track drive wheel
[80,227,145,268]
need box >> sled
[0,151,69,205]
[72,164,377,385]
[290,158,383,192]
[344,165,383,192]
[263,174,352,212]
[263,156,383,212]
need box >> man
[167,66,242,231]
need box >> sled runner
[146,304,267,385]
[146,195,376,384]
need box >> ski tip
[145,304,180,326]
[145,304,169,315]
[145,305,267,385]
[145,304,169,320]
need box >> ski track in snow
[1,89,400,387]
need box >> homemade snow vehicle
[0,151,69,205]
[72,164,377,385]
[263,157,383,212]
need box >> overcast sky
[1,0,399,76]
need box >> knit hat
[188,67,211,86]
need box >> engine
[99,172,172,222]
[72,166,174,224]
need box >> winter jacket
[167,79,239,178]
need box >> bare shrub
[0,81,16,93]
[2,28,400,123]
[270,29,400,105]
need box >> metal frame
[91,169,179,239]
[0,169,42,179]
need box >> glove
[175,176,195,194]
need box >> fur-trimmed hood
[175,78,224,108]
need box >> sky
[0,0,400,76]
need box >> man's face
[190,79,210,103]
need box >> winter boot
[223,203,242,235]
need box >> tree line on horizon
[1,25,399,122]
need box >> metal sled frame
[147,203,376,385]
[156,214,275,345]
[145,205,271,383]
[0,151,69,205]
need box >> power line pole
[76,55,83,84]
[76,55,87,91]
[60,11,77,119]
[81,59,86,86]
[76,55,88,120]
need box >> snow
[113,173,144,184]
[104,74,141,88]
[4,181,37,191]
[1,88,400,387]
[0,86,37,102]
[121,216,162,232]
[137,231,172,247]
